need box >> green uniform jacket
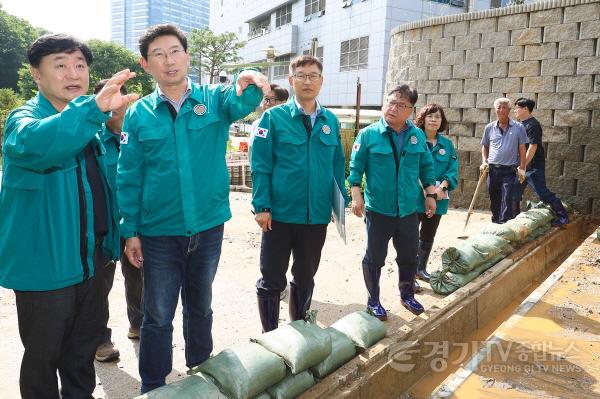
[416,133,459,215]
[251,98,348,224]
[348,118,435,217]
[0,93,121,291]
[117,80,262,238]
[100,125,122,222]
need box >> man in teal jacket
[117,24,268,393]
[0,34,136,399]
[251,55,348,332]
[349,85,436,318]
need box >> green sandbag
[134,374,227,399]
[310,327,357,378]
[514,208,553,229]
[330,310,386,349]
[251,313,332,375]
[597,228,600,240]
[430,254,504,295]
[442,234,511,274]
[267,370,315,399]
[253,393,271,399]
[480,223,519,243]
[191,342,287,399]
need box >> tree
[188,28,245,83]
[507,0,526,5]
[0,88,25,155]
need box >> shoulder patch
[120,132,129,145]
[352,143,361,152]
[256,127,268,139]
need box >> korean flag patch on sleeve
[352,143,361,152]
[120,132,129,145]
[256,127,269,139]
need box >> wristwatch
[426,193,438,200]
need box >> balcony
[241,24,298,63]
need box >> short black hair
[289,55,323,74]
[93,79,128,95]
[139,24,187,60]
[515,97,536,113]
[387,85,418,106]
[27,33,93,68]
[270,84,289,102]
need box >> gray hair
[493,97,512,108]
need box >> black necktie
[301,114,312,137]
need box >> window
[249,16,271,39]
[429,0,465,6]
[305,0,326,17]
[275,4,292,27]
[339,36,369,71]
[273,55,291,79]
[302,46,324,62]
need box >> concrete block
[560,195,592,213]
[457,136,481,152]
[593,199,600,216]
[476,92,504,109]
[508,61,540,77]
[426,94,449,108]
[417,79,439,94]
[573,93,600,110]
[546,176,577,196]
[400,54,419,68]
[452,64,478,79]
[404,28,422,43]
[441,50,464,65]
[454,33,482,51]
[580,20,600,40]
[482,31,510,48]
[511,28,542,45]
[524,43,557,60]
[464,78,490,93]
[564,161,600,180]
[470,18,497,34]
[429,65,452,80]
[408,67,429,81]
[545,159,562,177]
[450,93,475,108]
[554,110,590,127]
[530,8,562,28]
[498,13,528,31]
[422,25,443,40]
[577,57,600,75]
[541,58,576,76]
[594,110,600,128]
[558,40,595,59]
[456,150,471,165]
[430,37,454,52]
[419,52,440,67]
[475,124,488,138]
[444,108,461,122]
[543,126,569,143]
[537,93,572,110]
[444,21,468,37]
[450,123,474,138]
[577,181,600,197]
[466,48,492,64]
[556,76,593,93]
[531,109,553,126]
[570,127,600,145]
[522,76,554,93]
[563,3,600,23]
[492,77,521,93]
[479,62,508,78]
[462,108,489,124]
[493,46,523,62]
[439,79,463,94]
[410,40,431,55]
[547,143,583,162]
[544,23,579,43]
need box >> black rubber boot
[512,200,521,218]
[362,264,387,321]
[399,267,424,315]
[415,240,433,282]
[288,283,313,322]
[550,198,569,227]
[257,295,280,333]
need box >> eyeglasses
[386,100,413,111]
[293,73,322,82]
[149,47,186,63]
[263,97,283,105]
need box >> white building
[211,0,496,107]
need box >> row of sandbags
[430,206,555,295]
[136,311,386,399]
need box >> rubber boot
[512,200,521,218]
[414,278,422,294]
[289,283,313,322]
[550,198,569,227]
[257,295,280,333]
[399,267,424,315]
[415,240,433,282]
[362,264,387,321]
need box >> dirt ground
[0,191,493,399]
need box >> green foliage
[188,28,245,83]
[507,0,525,5]
[0,88,25,164]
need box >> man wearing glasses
[251,55,348,332]
[249,83,289,147]
[349,85,436,318]
[117,24,269,393]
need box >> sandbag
[480,223,519,243]
[310,327,357,378]
[253,393,271,399]
[330,310,386,349]
[430,254,504,295]
[267,370,315,399]
[514,208,553,229]
[442,234,511,274]
[134,374,227,399]
[191,342,287,399]
[251,313,332,374]
[597,228,600,240]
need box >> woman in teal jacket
[414,104,458,285]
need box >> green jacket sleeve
[333,122,350,206]
[419,143,436,188]
[250,111,274,212]
[3,96,109,172]
[442,142,459,191]
[219,71,263,123]
[116,109,143,238]
[347,130,367,186]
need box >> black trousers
[15,245,107,399]
[120,239,144,331]
[256,221,327,298]
[418,213,442,243]
[488,164,517,224]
